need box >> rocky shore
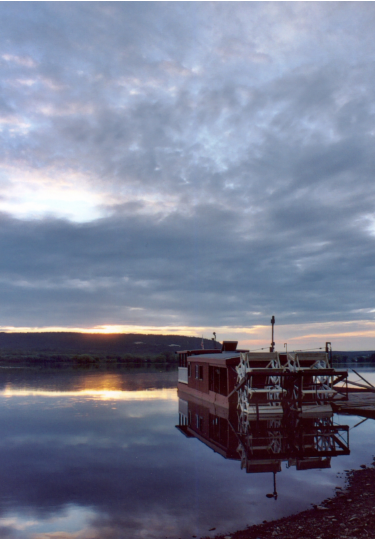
[203,465,374,539]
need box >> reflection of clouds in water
[0,392,255,538]
[0,397,177,449]
[0,506,96,539]
[28,512,197,539]
[0,370,178,394]
[0,370,373,539]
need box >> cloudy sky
[0,2,374,350]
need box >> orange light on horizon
[0,320,373,351]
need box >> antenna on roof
[326,341,332,367]
[269,316,275,352]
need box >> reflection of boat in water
[176,391,350,495]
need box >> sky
[0,2,374,350]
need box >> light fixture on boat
[270,315,275,352]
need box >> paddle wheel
[236,352,285,416]
[236,350,348,417]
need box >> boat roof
[190,352,241,360]
[187,351,244,366]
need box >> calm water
[0,366,373,539]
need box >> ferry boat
[177,336,348,418]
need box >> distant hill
[0,333,372,358]
[0,332,219,356]
[0,333,373,366]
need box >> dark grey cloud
[0,2,373,330]
[0,199,373,327]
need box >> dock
[332,391,375,419]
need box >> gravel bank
[202,465,375,539]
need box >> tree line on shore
[331,351,375,364]
[0,351,179,365]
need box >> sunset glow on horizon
[0,319,374,351]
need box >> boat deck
[331,391,375,418]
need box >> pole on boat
[270,316,275,352]
[326,341,332,367]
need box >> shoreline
[203,465,375,539]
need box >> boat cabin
[177,341,248,407]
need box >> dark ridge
[0,332,217,356]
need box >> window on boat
[195,364,204,380]
[209,366,228,396]
[179,353,188,367]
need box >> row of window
[179,413,188,426]
[178,353,188,367]
[179,412,227,434]
[187,363,204,380]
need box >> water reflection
[0,367,373,539]
[0,367,178,392]
[2,386,176,401]
[176,393,350,498]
